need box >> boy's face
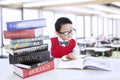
[57,24,74,41]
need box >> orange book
[13,60,54,78]
[4,28,43,39]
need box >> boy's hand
[66,53,76,60]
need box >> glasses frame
[59,28,76,36]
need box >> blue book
[6,18,46,31]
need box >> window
[92,16,98,37]
[108,19,112,36]
[54,12,66,21]
[98,17,103,36]
[103,17,108,36]
[0,7,2,47]
[2,8,21,45]
[84,16,91,38]
[23,9,39,20]
[43,11,55,37]
[76,16,84,38]
[113,19,117,37]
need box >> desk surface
[1,58,120,80]
[85,47,112,52]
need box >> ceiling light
[0,0,39,5]
[23,0,93,7]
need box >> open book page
[57,55,111,71]
[57,58,84,69]
[83,57,111,71]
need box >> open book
[57,56,111,71]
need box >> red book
[13,60,54,78]
[4,28,43,39]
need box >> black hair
[55,17,72,32]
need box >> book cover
[10,35,49,44]
[6,44,48,55]
[13,59,54,78]
[15,58,54,69]
[4,40,43,50]
[9,50,51,64]
[6,18,46,31]
[4,28,43,39]
[57,56,111,71]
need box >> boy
[49,17,80,60]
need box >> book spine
[10,35,49,44]
[4,28,43,39]
[9,50,51,64]
[15,60,49,69]
[13,60,54,78]
[5,40,43,50]
[15,58,54,69]
[6,44,48,55]
[7,18,46,31]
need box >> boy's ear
[56,32,59,35]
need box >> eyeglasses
[59,28,76,36]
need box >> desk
[85,47,112,56]
[1,58,120,80]
[103,44,120,57]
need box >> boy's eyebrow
[63,29,73,31]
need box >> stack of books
[3,19,54,78]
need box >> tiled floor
[98,51,120,59]
[108,51,120,58]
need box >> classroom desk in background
[1,58,120,80]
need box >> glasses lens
[69,29,76,34]
[59,28,76,36]
[64,32,69,36]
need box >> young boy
[49,17,80,60]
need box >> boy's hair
[55,17,72,32]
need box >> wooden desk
[1,58,120,80]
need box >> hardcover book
[4,40,43,50]
[13,59,54,78]
[9,50,51,64]
[6,18,46,31]
[15,58,54,69]
[10,35,49,44]
[6,44,48,55]
[4,28,43,39]
[57,56,111,71]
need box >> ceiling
[0,0,120,18]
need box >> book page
[57,58,84,69]
[83,57,111,71]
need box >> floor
[103,51,120,59]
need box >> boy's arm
[73,42,80,55]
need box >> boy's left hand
[66,53,76,60]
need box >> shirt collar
[58,36,68,42]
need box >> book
[4,40,43,50]
[4,28,43,39]
[9,50,51,64]
[57,56,111,71]
[6,44,48,55]
[10,35,49,44]
[13,59,54,78]
[6,18,46,31]
[15,58,54,69]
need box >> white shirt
[48,36,80,57]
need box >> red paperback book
[4,28,43,39]
[13,60,54,78]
